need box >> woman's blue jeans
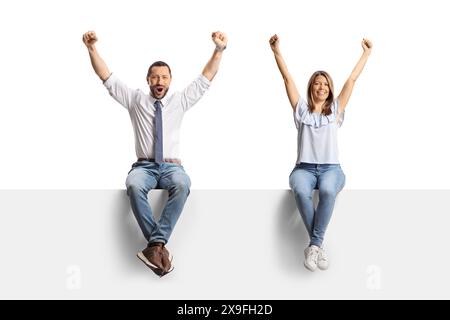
[289,163,345,247]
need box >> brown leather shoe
[161,246,174,273]
[137,243,164,276]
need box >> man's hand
[269,34,280,53]
[212,31,227,52]
[83,31,98,49]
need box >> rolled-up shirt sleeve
[103,73,136,110]
[180,75,211,112]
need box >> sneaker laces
[318,248,328,261]
[308,246,319,263]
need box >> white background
[1,0,449,189]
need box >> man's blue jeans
[126,160,191,245]
[289,163,345,247]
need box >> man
[82,30,227,277]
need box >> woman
[269,34,372,271]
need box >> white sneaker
[317,247,329,270]
[304,245,320,272]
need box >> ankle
[148,242,164,248]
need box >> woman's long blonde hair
[307,71,335,116]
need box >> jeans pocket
[128,162,141,174]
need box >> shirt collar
[149,91,170,107]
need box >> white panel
[0,190,448,299]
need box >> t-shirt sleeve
[103,73,136,110]
[180,75,211,112]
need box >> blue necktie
[154,100,163,163]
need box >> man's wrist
[215,45,227,52]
